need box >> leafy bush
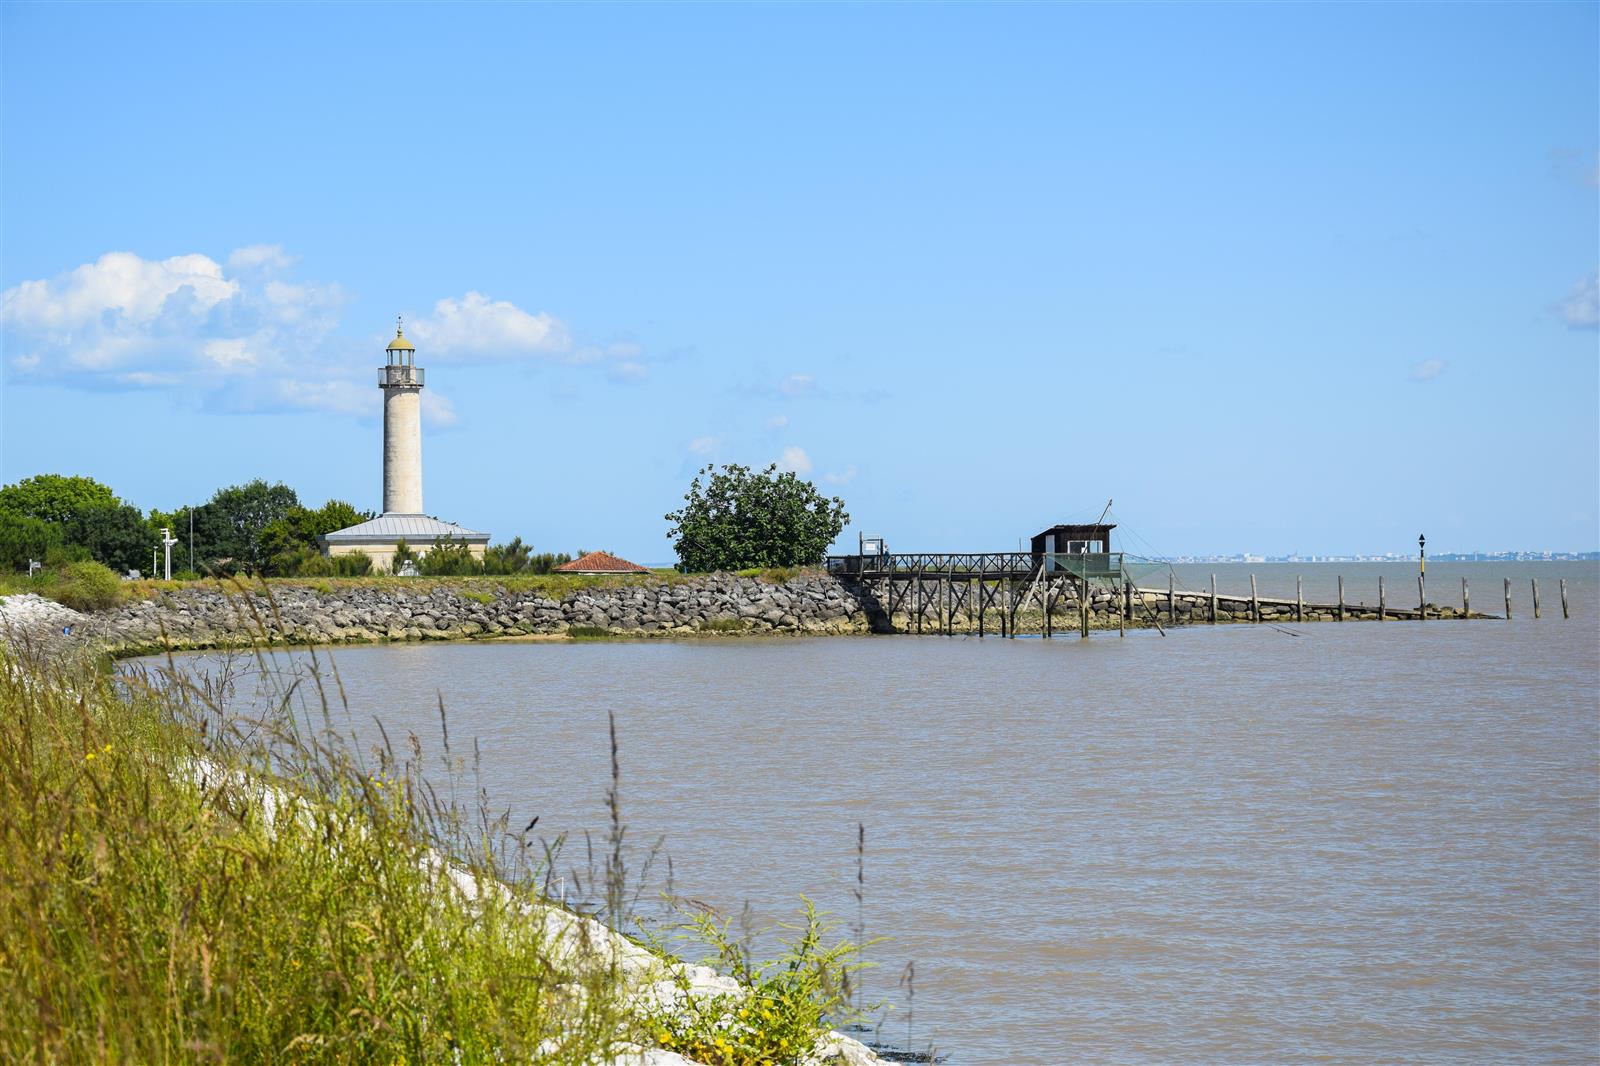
[51,560,125,611]
[418,538,483,576]
[665,464,848,573]
[390,540,420,575]
[333,551,372,576]
[645,900,866,1066]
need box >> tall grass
[0,589,884,1063]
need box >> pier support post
[1504,577,1512,619]
[1210,573,1217,624]
[1296,575,1303,622]
[1044,579,1053,640]
[1532,578,1541,619]
[1378,575,1385,621]
[1080,580,1090,639]
[1462,577,1469,618]
[977,578,985,638]
[915,570,923,635]
[1250,573,1259,623]
[1560,578,1569,619]
[1120,581,1128,637]
[1338,575,1345,622]
[1168,572,1175,622]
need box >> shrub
[419,538,483,576]
[334,551,373,577]
[645,900,867,1066]
[293,553,336,577]
[51,560,124,611]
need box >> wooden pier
[825,552,1566,637]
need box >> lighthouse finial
[396,314,404,337]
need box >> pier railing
[827,551,1127,581]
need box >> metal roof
[322,513,489,545]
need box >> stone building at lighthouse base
[322,514,489,574]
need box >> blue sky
[3,2,1596,561]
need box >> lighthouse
[320,319,489,573]
[381,320,424,514]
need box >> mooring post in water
[1120,580,1127,637]
[1338,575,1345,622]
[1462,577,1469,618]
[1296,574,1304,622]
[1080,580,1090,639]
[1532,578,1541,619]
[1210,573,1218,624]
[1168,572,1176,622]
[977,577,985,638]
[1378,575,1386,621]
[1560,578,1569,619]
[944,572,953,635]
[1418,574,1427,621]
[914,569,923,634]
[1044,579,1053,640]
[1250,573,1259,623]
[1504,577,1512,619]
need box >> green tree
[0,514,68,571]
[0,474,119,526]
[390,540,420,576]
[665,463,849,573]
[259,500,372,575]
[192,480,300,574]
[62,505,154,575]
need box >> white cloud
[1,248,639,427]
[765,414,789,430]
[778,446,813,474]
[409,291,569,358]
[823,466,858,485]
[227,244,295,272]
[1409,358,1447,382]
[421,391,458,428]
[607,360,647,383]
[2,251,237,334]
[1554,272,1599,330]
[780,373,814,398]
[687,435,722,456]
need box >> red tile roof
[555,551,651,574]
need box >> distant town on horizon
[1156,551,1600,564]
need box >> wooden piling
[1168,572,1176,622]
[1250,573,1259,623]
[1560,578,1569,619]
[1210,573,1218,624]
[1418,574,1426,621]
[944,573,952,635]
[1120,581,1127,637]
[1338,575,1345,622]
[1378,575,1385,621]
[1462,577,1469,618]
[914,569,923,634]
[1532,578,1541,619]
[1504,577,1512,619]
[977,578,985,638]
[1044,579,1053,640]
[1080,580,1090,639]
[1296,575,1303,622]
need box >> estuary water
[144,562,1600,1064]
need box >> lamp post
[161,527,179,581]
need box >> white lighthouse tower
[381,319,425,514]
[320,318,489,573]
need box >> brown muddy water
[145,563,1600,1064]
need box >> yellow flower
[84,752,95,762]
